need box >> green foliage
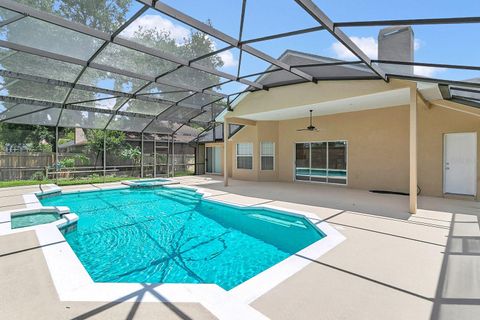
[58,129,75,145]
[74,154,89,165]
[58,154,89,168]
[0,1,225,140]
[0,180,50,188]
[13,0,132,32]
[0,176,138,188]
[31,171,45,181]
[188,122,204,130]
[0,123,54,152]
[172,170,195,177]
[120,145,142,175]
[86,130,125,155]
[120,145,142,164]
[59,158,75,168]
[54,176,132,186]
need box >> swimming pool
[40,187,324,290]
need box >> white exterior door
[444,132,477,195]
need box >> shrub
[31,171,45,181]
[60,158,75,168]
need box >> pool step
[157,189,201,206]
[248,213,307,229]
[158,188,200,199]
[164,187,199,197]
[159,194,199,206]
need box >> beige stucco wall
[228,121,279,181]
[231,79,408,118]
[277,106,410,191]
[229,106,411,191]
[418,104,480,197]
[220,79,480,198]
[225,95,480,198]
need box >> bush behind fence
[0,152,195,181]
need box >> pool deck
[1,176,479,319]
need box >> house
[201,26,480,213]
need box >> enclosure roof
[0,0,479,142]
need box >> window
[295,141,347,184]
[260,142,275,170]
[236,143,253,169]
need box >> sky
[3,0,478,98]
[126,0,480,90]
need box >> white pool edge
[122,178,179,187]
[1,184,346,320]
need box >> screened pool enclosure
[0,0,479,181]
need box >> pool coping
[0,206,78,235]
[1,183,345,320]
[122,178,179,187]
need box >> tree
[12,0,132,32]
[120,145,142,175]
[86,129,125,168]
[0,123,54,152]
[0,1,226,131]
[0,0,135,127]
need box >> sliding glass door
[295,141,347,184]
[206,146,222,174]
[310,142,327,182]
[295,143,310,181]
[327,141,347,184]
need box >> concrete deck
[1,176,479,319]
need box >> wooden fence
[0,152,54,180]
[0,152,196,180]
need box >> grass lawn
[0,176,134,188]
[0,172,195,188]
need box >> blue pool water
[11,212,60,229]
[40,187,324,290]
[127,178,171,187]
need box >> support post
[166,135,170,177]
[194,144,197,175]
[409,86,418,214]
[172,134,175,177]
[223,120,229,187]
[103,130,106,182]
[153,135,157,178]
[141,132,144,178]
[55,126,58,184]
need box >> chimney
[378,26,414,73]
[75,128,87,144]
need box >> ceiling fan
[297,110,320,132]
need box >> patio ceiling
[232,88,412,121]
[0,0,478,139]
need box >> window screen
[236,143,253,169]
[260,142,274,170]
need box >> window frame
[294,140,348,185]
[236,142,254,170]
[260,141,275,171]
